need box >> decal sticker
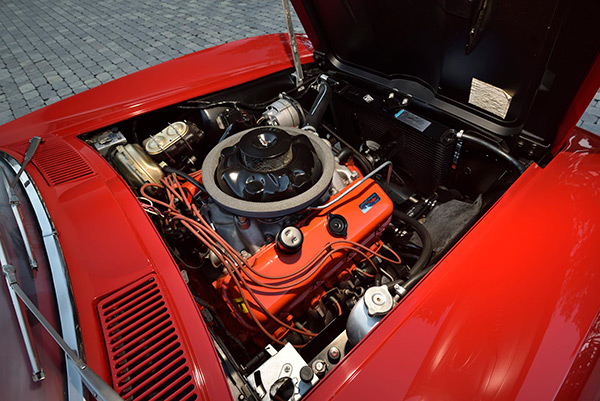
[394,109,431,132]
[233,297,249,313]
[359,193,380,214]
[468,78,513,119]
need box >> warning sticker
[394,109,431,132]
[233,298,249,313]
[469,78,513,119]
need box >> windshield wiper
[10,136,42,188]
[1,254,123,401]
[0,137,42,270]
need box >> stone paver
[0,0,599,136]
[0,0,303,124]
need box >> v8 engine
[200,126,393,330]
[84,70,525,400]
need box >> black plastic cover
[216,127,323,202]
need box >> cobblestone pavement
[577,92,600,134]
[0,0,599,135]
[0,0,303,125]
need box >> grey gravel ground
[0,0,599,135]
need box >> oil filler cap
[327,214,347,237]
[276,226,304,254]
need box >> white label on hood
[469,78,512,119]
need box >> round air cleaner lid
[202,127,335,218]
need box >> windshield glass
[0,157,67,401]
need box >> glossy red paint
[306,128,600,400]
[0,33,314,400]
[2,26,599,401]
[0,33,313,146]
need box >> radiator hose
[391,210,433,279]
[455,130,525,174]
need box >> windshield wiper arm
[10,136,42,188]
[1,262,124,401]
[1,165,38,270]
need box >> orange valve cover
[219,177,393,327]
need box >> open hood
[292,0,600,141]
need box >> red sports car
[2,1,600,400]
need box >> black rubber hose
[390,269,429,293]
[336,146,373,174]
[303,81,332,130]
[391,210,433,278]
[458,132,525,174]
[337,147,353,163]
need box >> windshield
[0,157,68,401]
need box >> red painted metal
[1,26,599,400]
[0,33,313,148]
[98,274,202,401]
[31,136,94,186]
[220,177,393,327]
[0,33,314,400]
[305,128,600,400]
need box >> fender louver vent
[32,138,93,185]
[98,275,200,401]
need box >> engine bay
[81,67,531,400]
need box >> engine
[199,126,393,330]
[83,71,524,400]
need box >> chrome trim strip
[1,152,84,401]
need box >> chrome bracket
[281,0,305,89]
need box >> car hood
[292,0,600,140]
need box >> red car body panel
[0,33,313,147]
[1,30,600,400]
[306,128,600,401]
[0,33,313,401]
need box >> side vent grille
[98,275,200,401]
[32,138,93,185]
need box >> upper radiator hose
[455,130,526,174]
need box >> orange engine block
[218,177,393,332]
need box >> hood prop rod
[281,0,305,89]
